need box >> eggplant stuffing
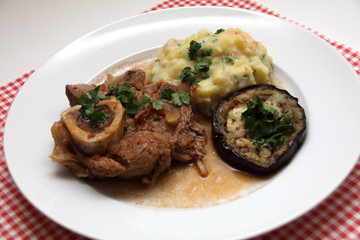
[212,84,306,175]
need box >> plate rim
[4,6,360,240]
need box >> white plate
[4,7,360,240]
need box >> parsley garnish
[209,35,218,43]
[201,48,212,57]
[208,29,225,43]
[78,86,110,126]
[107,83,163,114]
[195,57,212,77]
[161,88,175,100]
[152,100,164,110]
[178,91,191,105]
[126,92,150,114]
[108,83,135,103]
[177,67,201,85]
[223,56,234,63]
[241,95,294,151]
[179,41,213,85]
[215,28,225,34]
[161,89,191,107]
[188,40,201,60]
[194,57,212,79]
[171,93,183,106]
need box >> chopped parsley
[108,83,164,114]
[177,67,201,85]
[223,56,234,63]
[241,95,294,151]
[195,57,212,75]
[215,28,225,34]
[208,29,224,42]
[179,41,214,85]
[201,48,212,57]
[171,93,183,107]
[188,40,201,60]
[152,100,164,110]
[78,86,110,126]
[126,92,150,115]
[108,83,135,103]
[161,88,175,100]
[178,91,191,105]
[161,89,191,107]
[209,35,218,43]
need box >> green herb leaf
[161,89,175,100]
[152,100,164,110]
[215,28,225,34]
[107,83,120,96]
[108,83,165,114]
[89,110,110,126]
[178,91,191,105]
[177,67,201,85]
[171,92,183,107]
[241,95,294,151]
[120,83,132,91]
[108,83,149,115]
[195,57,212,73]
[209,35,218,43]
[87,86,108,103]
[126,92,150,115]
[118,89,136,104]
[79,86,109,126]
[107,83,134,102]
[161,89,191,107]
[194,57,212,80]
[223,56,234,63]
[201,48,212,57]
[188,40,201,60]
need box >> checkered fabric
[1,0,359,239]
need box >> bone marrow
[61,97,124,155]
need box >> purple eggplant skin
[212,84,307,176]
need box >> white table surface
[1,0,359,86]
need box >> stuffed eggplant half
[212,84,306,175]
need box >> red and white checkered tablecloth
[1,0,360,239]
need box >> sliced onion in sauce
[163,102,180,125]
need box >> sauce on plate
[88,56,273,208]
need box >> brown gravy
[88,56,272,208]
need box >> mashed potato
[150,28,273,115]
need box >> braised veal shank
[50,69,207,184]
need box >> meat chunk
[50,121,171,184]
[126,103,173,138]
[116,131,171,184]
[171,109,206,162]
[104,69,145,90]
[66,83,96,106]
[50,121,90,177]
[137,80,207,164]
[51,69,207,184]
[82,155,127,178]
[65,69,146,107]
[155,82,206,162]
